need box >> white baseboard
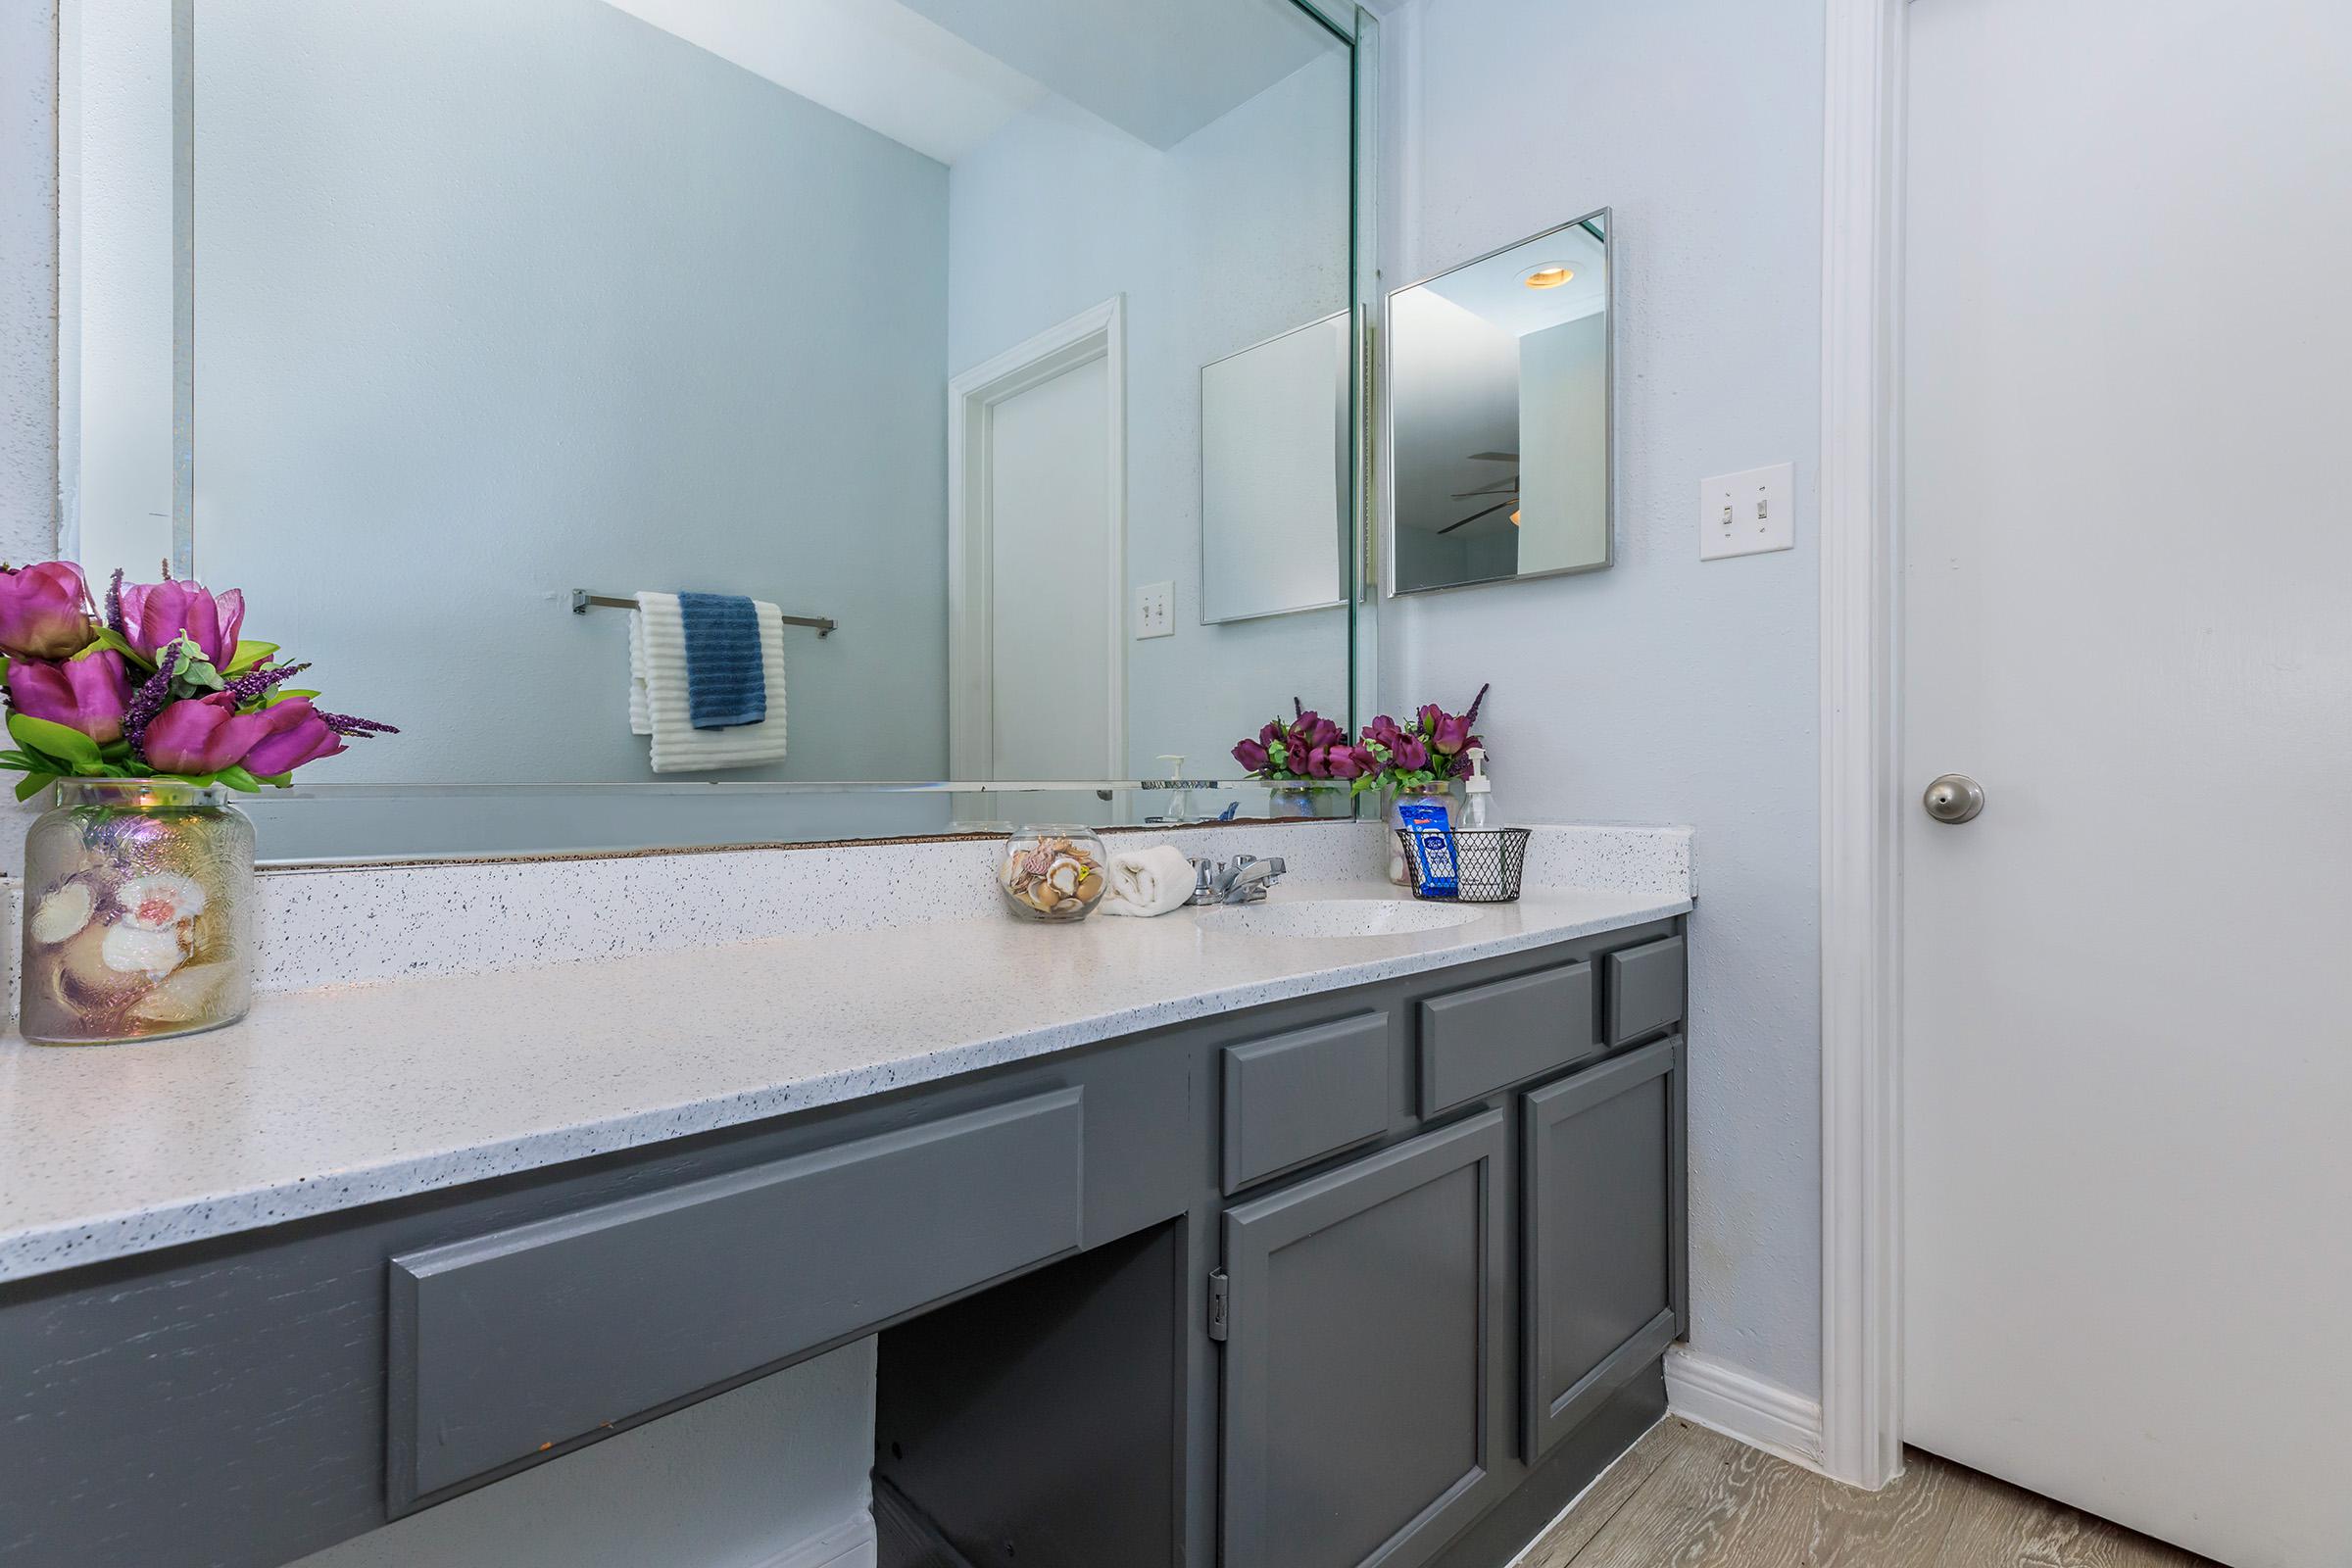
[1664,1347,1826,1474]
[747,1511,878,1568]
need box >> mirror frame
[1380,206,1614,599]
[86,0,1383,860]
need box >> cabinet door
[1521,1036,1685,1461]
[1220,1112,1507,1568]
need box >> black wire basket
[1396,827,1531,903]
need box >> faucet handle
[1188,857,1219,905]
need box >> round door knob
[1922,773,1985,824]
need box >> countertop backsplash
[1,818,1692,1013]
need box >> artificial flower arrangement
[0,561,394,798]
[0,559,395,1045]
[1231,685,1488,796]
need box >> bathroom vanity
[0,863,1689,1568]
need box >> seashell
[127,961,240,1027]
[57,924,153,1007]
[1048,861,1081,897]
[29,880,96,946]
[102,922,188,980]
[117,872,209,932]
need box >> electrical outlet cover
[1699,463,1795,561]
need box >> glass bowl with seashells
[19,780,256,1045]
[997,825,1108,922]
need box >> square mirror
[1386,209,1611,596]
[1200,311,1350,624]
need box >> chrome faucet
[1190,854,1289,906]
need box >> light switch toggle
[1699,463,1795,561]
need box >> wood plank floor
[1513,1419,2220,1568]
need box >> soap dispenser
[1156,755,1192,824]
[1459,747,1497,831]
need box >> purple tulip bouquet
[0,561,394,800]
[1229,686,1488,798]
[1229,701,1360,784]
[2,560,397,1044]
[1348,684,1489,797]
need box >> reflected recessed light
[1521,266,1575,290]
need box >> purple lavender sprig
[316,710,399,739]
[122,645,182,760]
[104,568,126,638]
[222,660,311,706]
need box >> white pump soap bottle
[1460,746,1497,830]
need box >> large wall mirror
[59,0,1367,859]
[1386,210,1611,596]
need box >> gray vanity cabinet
[1217,1111,1509,1568]
[1520,1035,1686,1461]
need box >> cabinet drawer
[387,1089,1083,1509]
[1605,936,1686,1046]
[1221,1011,1392,1195]
[1418,961,1594,1116]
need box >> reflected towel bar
[571,590,835,637]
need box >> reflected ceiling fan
[1442,451,1520,533]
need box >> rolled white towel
[1099,845,1199,917]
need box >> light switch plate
[1699,463,1795,561]
[1135,580,1175,639]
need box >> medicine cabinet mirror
[1385,210,1613,597]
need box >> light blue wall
[192,0,952,786]
[1382,0,1826,1399]
[946,51,1355,778]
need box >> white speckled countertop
[0,877,1688,1283]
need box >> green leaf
[224,640,278,674]
[262,688,319,708]
[254,770,294,789]
[14,771,56,803]
[0,749,41,770]
[7,711,102,768]
[215,765,264,793]
[75,626,154,671]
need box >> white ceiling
[607,0,1342,164]
[898,0,1341,150]
[1418,221,1608,339]
[603,0,1048,166]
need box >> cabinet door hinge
[1207,1268,1231,1343]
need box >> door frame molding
[1818,0,1908,1492]
[946,297,1128,779]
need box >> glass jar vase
[18,780,256,1046]
[1386,782,1455,886]
[998,825,1109,922]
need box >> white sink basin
[1195,899,1489,939]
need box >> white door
[985,354,1113,780]
[1900,3,2352,1564]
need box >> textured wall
[83,0,954,787]
[945,50,1356,778]
[0,0,57,565]
[1380,0,1826,1399]
[0,0,58,874]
